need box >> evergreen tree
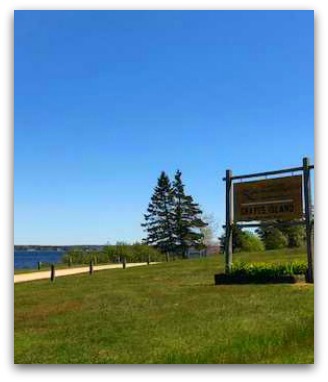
[172,170,207,257]
[256,225,288,250]
[277,221,306,248]
[141,172,175,254]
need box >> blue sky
[14,10,314,245]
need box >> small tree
[200,213,219,246]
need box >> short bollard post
[89,260,93,275]
[37,261,42,270]
[50,264,55,282]
[147,255,150,265]
[122,257,126,269]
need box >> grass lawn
[14,248,314,364]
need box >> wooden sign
[233,175,303,222]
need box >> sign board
[233,175,303,222]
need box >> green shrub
[289,261,308,275]
[224,260,308,283]
[130,243,165,262]
[279,223,306,248]
[61,248,97,265]
[240,231,265,252]
[257,226,288,250]
[220,228,264,253]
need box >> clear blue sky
[14,10,314,245]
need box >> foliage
[142,170,207,258]
[172,170,207,257]
[130,242,165,262]
[256,226,288,250]
[219,225,244,253]
[225,260,308,283]
[61,247,97,265]
[219,226,263,252]
[240,231,265,252]
[278,222,306,248]
[62,243,165,265]
[256,221,306,249]
[200,213,219,246]
[141,171,176,254]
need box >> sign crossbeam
[223,220,307,229]
[223,165,314,181]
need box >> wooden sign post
[225,170,233,274]
[303,157,314,283]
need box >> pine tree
[277,220,306,248]
[256,225,288,250]
[141,172,175,255]
[172,170,207,257]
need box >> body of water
[14,250,66,269]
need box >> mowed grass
[14,248,314,364]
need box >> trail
[14,262,159,283]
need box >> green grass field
[14,248,314,364]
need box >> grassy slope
[14,249,314,364]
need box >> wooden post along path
[50,264,55,282]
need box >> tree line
[219,221,306,253]
[62,242,165,265]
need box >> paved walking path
[14,262,159,284]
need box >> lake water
[14,250,66,269]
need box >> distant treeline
[61,243,166,265]
[14,245,104,252]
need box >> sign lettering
[234,175,303,222]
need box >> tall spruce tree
[141,171,175,254]
[172,170,207,257]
